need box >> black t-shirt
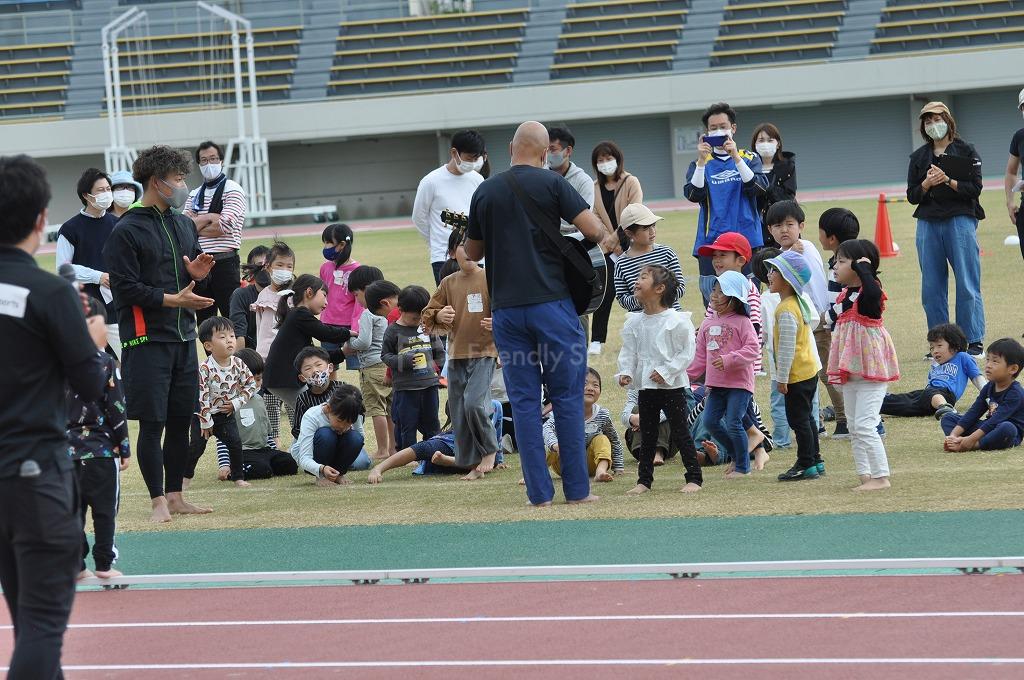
[0,246,106,477]
[1010,127,1024,160]
[467,165,589,310]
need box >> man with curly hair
[103,145,216,523]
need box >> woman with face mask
[907,101,986,357]
[108,169,143,219]
[587,140,643,356]
[750,123,796,249]
[56,167,122,359]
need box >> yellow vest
[773,294,818,384]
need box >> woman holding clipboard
[907,101,986,357]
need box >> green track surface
[107,510,1024,574]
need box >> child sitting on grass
[197,316,259,488]
[941,338,1024,452]
[882,323,984,420]
[292,384,366,486]
[616,265,702,495]
[67,298,130,581]
[543,368,624,483]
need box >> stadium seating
[110,25,301,111]
[329,8,528,96]
[710,0,846,67]
[871,0,1024,53]
[0,40,72,119]
[552,0,688,79]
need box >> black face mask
[253,268,272,288]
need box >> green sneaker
[816,461,826,476]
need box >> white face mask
[756,141,778,159]
[454,154,476,174]
[200,163,222,181]
[90,191,113,211]
[472,157,484,172]
[925,122,949,141]
[596,159,617,177]
[112,189,135,208]
[270,269,293,286]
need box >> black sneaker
[934,405,957,421]
[831,422,850,439]
[967,342,984,357]
[778,464,820,481]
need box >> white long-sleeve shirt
[411,165,483,263]
[291,405,365,477]
[616,309,696,391]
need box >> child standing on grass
[764,251,823,481]
[826,239,900,491]
[613,204,686,311]
[381,285,446,450]
[941,338,1024,452]
[688,271,761,479]
[616,265,701,495]
[197,316,259,488]
[543,368,624,483]
[421,236,499,480]
[252,241,296,444]
[697,232,762,374]
[319,223,363,370]
[67,300,131,581]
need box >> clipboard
[934,154,975,182]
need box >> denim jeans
[703,387,754,473]
[312,427,371,473]
[915,215,986,343]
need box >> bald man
[465,122,613,506]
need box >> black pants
[392,387,440,450]
[196,252,240,324]
[784,377,821,469]
[589,256,615,343]
[137,416,191,498]
[637,388,702,489]
[243,447,298,479]
[880,386,955,417]
[208,412,244,481]
[75,458,119,572]
[1017,203,1024,262]
[185,413,207,480]
[0,465,80,680]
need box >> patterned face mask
[308,370,330,389]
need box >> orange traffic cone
[875,193,899,258]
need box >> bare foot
[753,448,770,471]
[94,568,123,579]
[653,451,665,466]
[367,468,383,485]
[234,479,251,488]
[858,474,871,483]
[724,470,749,480]
[374,451,389,462]
[461,468,485,481]
[315,477,338,487]
[77,569,95,581]
[167,495,213,515]
[854,478,891,492]
[337,474,353,485]
[529,501,552,508]
[594,471,613,482]
[150,497,172,524]
[724,461,735,474]
[566,494,599,504]
[626,484,650,495]
[431,451,456,467]
[181,477,191,491]
[679,482,701,493]
[495,463,509,470]
[702,440,719,465]
[218,466,230,481]
[476,452,496,474]
[517,477,526,485]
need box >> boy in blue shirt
[941,338,1024,451]
[684,102,768,305]
[882,324,984,420]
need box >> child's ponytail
[276,274,327,328]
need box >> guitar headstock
[440,209,469,243]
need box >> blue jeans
[940,413,1022,450]
[493,298,589,504]
[392,386,440,451]
[312,426,370,473]
[916,215,986,343]
[703,387,754,473]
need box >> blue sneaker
[876,422,886,438]
[816,461,826,476]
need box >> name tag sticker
[0,283,29,319]
[707,340,720,351]
[333,270,345,286]
[467,293,484,313]
[709,326,722,336]
[240,408,255,427]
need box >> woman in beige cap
[906,101,986,357]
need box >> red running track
[2,575,1023,679]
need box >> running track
[2,575,1022,678]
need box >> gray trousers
[448,357,498,468]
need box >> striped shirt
[613,244,686,312]
[705,277,763,373]
[825,253,844,331]
[542,404,624,471]
[185,177,246,253]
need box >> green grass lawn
[39,192,1024,533]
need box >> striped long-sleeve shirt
[613,244,686,311]
[185,177,246,253]
[543,404,624,471]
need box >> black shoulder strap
[502,170,593,276]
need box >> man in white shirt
[412,130,486,284]
[547,125,595,235]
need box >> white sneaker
[588,341,602,355]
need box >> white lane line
[5,658,1024,671]
[2,611,1018,631]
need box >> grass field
[37,192,1024,533]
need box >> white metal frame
[102,7,147,174]
[77,557,1024,589]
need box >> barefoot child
[197,317,259,487]
[764,251,823,481]
[687,271,761,479]
[292,384,366,486]
[826,240,900,490]
[349,276,400,460]
[67,299,131,580]
[421,236,499,480]
[616,265,702,494]
[941,338,1024,452]
[544,368,624,483]
[622,388,679,468]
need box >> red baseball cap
[697,232,752,262]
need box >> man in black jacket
[103,145,216,523]
[0,155,108,679]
